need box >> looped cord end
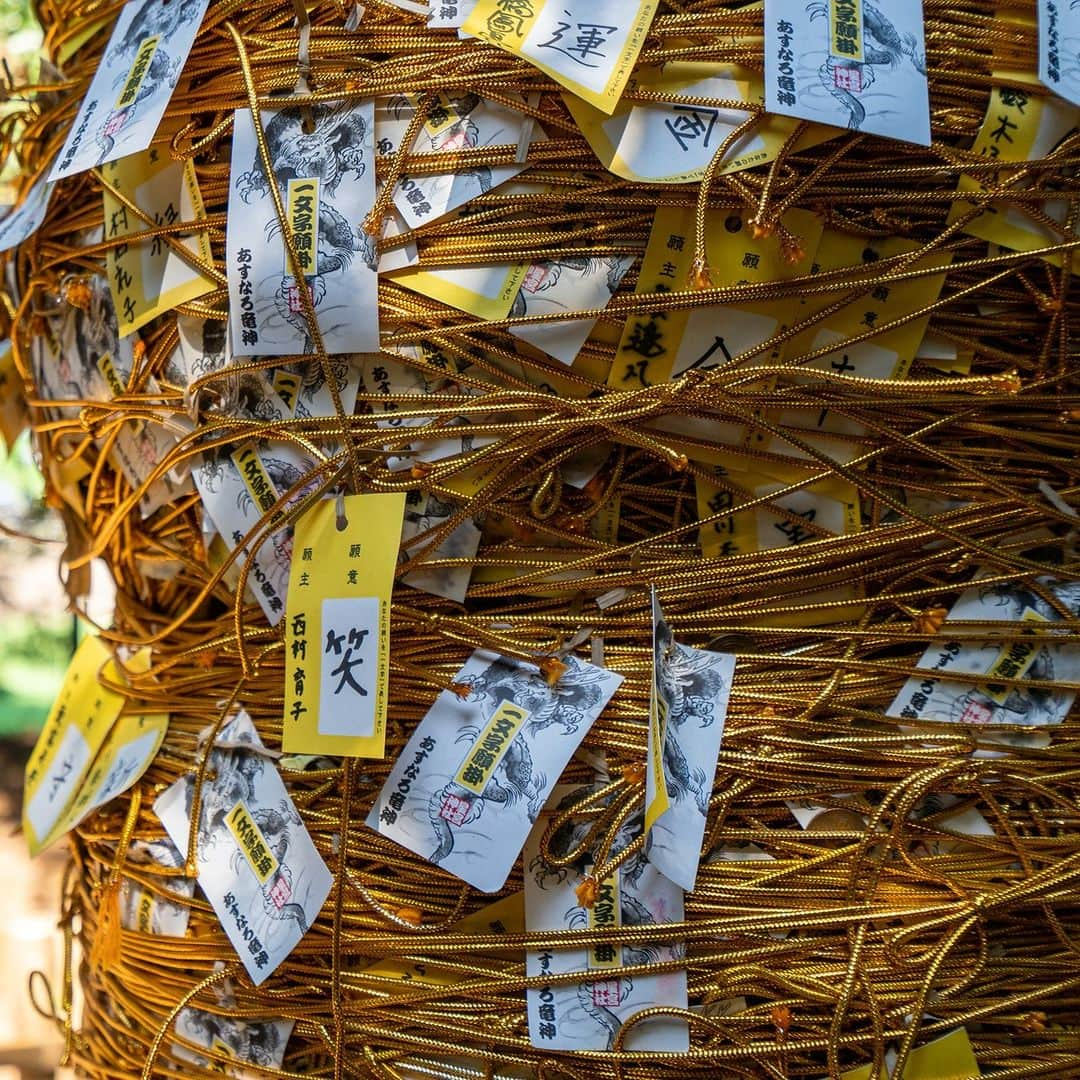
[988,370,1022,394]
[748,217,775,241]
[688,254,713,290]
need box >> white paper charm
[887,578,1080,728]
[1038,0,1080,106]
[764,0,930,145]
[366,651,623,892]
[400,490,482,604]
[173,1007,294,1076]
[0,174,54,252]
[50,0,212,180]
[154,710,333,985]
[645,590,736,891]
[510,256,634,365]
[227,101,379,357]
[191,441,314,625]
[525,784,688,1052]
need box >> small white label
[318,596,379,738]
[26,725,90,842]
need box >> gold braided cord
[2,0,1080,1077]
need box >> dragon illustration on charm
[654,621,732,817]
[235,102,376,350]
[425,659,613,866]
[529,789,682,1049]
[806,1,926,131]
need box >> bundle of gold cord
[3,0,1080,1077]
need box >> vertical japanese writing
[286,178,320,274]
[115,36,160,109]
[454,702,530,793]
[1045,1,1060,83]
[775,19,796,106]
[225,801,280,883]
[535,951,557,1040]
[378,736,436,825]
[289,611,308,723]
[829,0,862,60]
[586,869,622,969]
[236,247,257,347]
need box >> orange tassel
[989,370,1022,394]
[771,1004,792,1035]
[538,655,568,686]
[1019,1011,1047,1032]
[575,875,599,909]
[62,278,92,310]
[912,605,948,635]
[688,254,713,290]
[749,217,775,241]
[780,236,806,264]
[622,762,646,785]
[396,905,423,927]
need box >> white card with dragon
[376,93,537,228]
[365,650,623,892]
[118,837,195,937]
[886,578,1080,729]
[510,256,634,366]
[764,0,930,145]
[227,101,378,357]
[192,441,319,625]
[173,1007,294,1076]
[50,0,212,181]
[0,173,54,252]
[154,710,332,985]
[646,592,736,892]
[524,784,688,1051]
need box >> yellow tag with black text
[465,0,659,114]
[283,493,406,758]
[363,892,525,988]
[23,637,164,855]
[102,148,215,336]
[610,203,823,389]
[47,708,168,847]
[950,86,1080,268]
